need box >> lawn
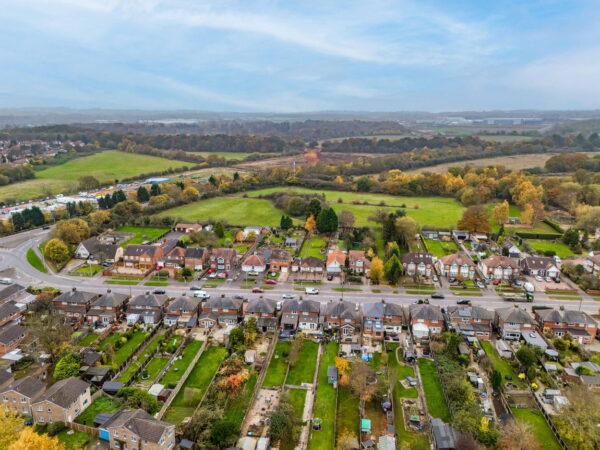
[140,357,170,384]
[263,341,291,388]
[423,239,459,257]
[512,408,561,450]
[56,429,94,450]
[26,248,47,273]
[510,221,561,236]
[76,332,99,347]
[0,150,191,202]
[300,236,327,259]
[223,373,258,430]
[285,340,319,386]
[99,330,147,368]
[417,358,451,422]
[308,342,339,450]
[527,239,576,258]
[73,264,103,275]
[75,396,120,426]
[104,280,139,285]
[288,388,307,420]
[116,225,169,245]
[163,346,228,424]
[336,385,360,445]
[480,341,524,388]
[160,340,203,388]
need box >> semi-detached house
[86,290,129,325]
[494,306,535,340]
[401,253,434,277]
[0,376,45,416]
[437,253,476,280]
[362,301,403,340]
[479,255,518,281]
[535,308,598,345]
[100,408,175,450]
[445,305,493,339]
[32,377,91,424]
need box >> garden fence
[111,323,163,381]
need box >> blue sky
[0,0,599,112]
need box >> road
[1,228,599,314]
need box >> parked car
[252,288,264,293]
[193,291,210,299]
[207,268,216,273]
[476,282,485,289]
[42,225,51,230]
[448,277,457,283]
[305,287,319,295]
[513,280,523,287]
[152,289,166,295]
[493,279,501,285]
[264,279,277,285]
[190,286,202,291]
[327,274,334,281]
[553,278,561,283]
[101,262,111,267]
[282,293,295,299]
[217,272,227,279]
[233,294,245,300]
[432,275,438,282]
[208,272,217,279]
[456,299,471,305]
[544,276,552,282]
[534,275,543,282]
[431,293,445,299]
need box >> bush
[47,421,66,436]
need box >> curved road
[1,228,598,314]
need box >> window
[38,417,44,423]
[2,396,7,401]
[131,436,137,442]
[21,397,26,403]
[114,431,119,438]
[83,399,88,405]
[37,406,43,411]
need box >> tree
[280,215,293,230]
[384,255,402,285]
[148,194,170,207]
[78,175,100,190]
[183,186,200,202]
[395,216,420,249]
[515,345,537,369]
[370,257,384,284]
[492,200,509,225]
[306,198,322,218]
[214,222,225,238]
[8,428,64,450]
[111,200,142,222]
[576,206,600,232]
[368,208,389,226]
[554,387,600,449]
[150,183,161,196]
[53,352,81,380]
[44,238,70,263]
[498,420,541,450]
[268,394,298,444]
[304,214,316,233]
[136,186,150,202]
[210,420,238,448]
[457,205,491,233]
[382,213,398,243]
[0,411,23,449]
[288,335,303,368]
[349,361,377,402]
[562,229,580,251]
[316,208,338,233]
[29,311,71,362]
[53,218,89,245]
[179,407,223,445]
[117,387,160,414]
[490,370,502,391]
[338,210,355,228]
[386,242,401,258]
[88,209,110,228]
[334,356,349,375]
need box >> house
[494,306,535,340]
[362,301,404,339]
[244,298,277,332]
[0,302,21,327]
[280,299,320,331]
[32,377,91,424]
[200,296,243,328]
[323,299,360,340]
[164,295,200,328]
[86,290,129,325]
[445,305,493,339]
[269,249,292,272]
[452,230,469,241]
[242,226,263,240]
[520,257,560,278]
[123,245,163,270]
[100,409,175,450]
[349,250,370,275]
[326,248,346,274]
[501,239,521,258]
[241,254,267,273]
[291,257,325,274]
[0,369,13,391]
[479,255,518,281]
[0,376,45,416]
[52,288,97,320]
[174,223,202,234]
[208,248,237,272]
[0,283,26,304]
[184,247,207,270]
[583,251,600,275]
[508,217,521,225]
[159,245,186,272]
[563,362,600,388]
[75,237,122,264]
[409,304,444,335]
[0,324,27,357]
[285,237,299,249]
[126,292,168,326]
[422,230,439,240]
[535,308,598,345]
[401,253,434,277]
[437,253,476,280]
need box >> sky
[0,0,599,112]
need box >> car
[327,274,334,281]
[208,272,217,279]
[431,293,445,299]
[513,280,523,287]
[248,271,259,277]
[190,286,202,291]
[448,277,457,283]
[476,282,485,289]
[534,275,543,282]
[416,299,429,304]
[305,287,319,295]
[554,277,561,283]
[282,293,295,299]
[264,279,277,285]
[207,268,216,273]
[456,299,471,305]
[152,289,166,295]
[493,279,501,285]
[193,291,210,299]
[432,275,438,282]
[217,272,227,279]
[233,294,246,300]
[252,288,264,293]
[42,225,51,230]
[101,262,111,267]
[544,276,552,282]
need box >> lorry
[503,292,534,302]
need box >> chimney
[107,289,111,293]
[72,287,76,292]
[146,291,150,295]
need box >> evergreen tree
[214,222,225,238]
[233,172,240,181]
[208,175,218,186]
[103,194,114,209]
[29,206,45,227]
[280,215,292,230]
[384,255,402,285]
[98,196,106,209]
[112,189,127,204]
[306,198,322,218]
[67,202,77,217]
[316,208,338,233]
[11,212,25,231]
[137,186,150,203]
[150,183,161,196]
[382,213,397,243]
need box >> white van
[193,291,210,299]
[0,278,12,285]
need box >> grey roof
[123,244,160,258]
[129,293,168,308]
[409,304,443,321]
[185,247,206,259]
[0,302,20,322]
[91,290,129,308]
[205,296,242,310]
[281,314,298,326]
[257,317,278,328]
[54,288,96,305]
[167,295,200,313]
[431,418,456,449]
[362,301,403,319]
[446,305,493,321]
[0,284,25,302]
[34,377,89,408]
[282,298,320,314]
[198,311,218,322]
[495,306,535,324]
[245,298,276,315]
[270,249,291,261]
[0,369,13,386]
[0,324,26,345]
[296,257,325,268]
[80,237,120,260]
[521,256,557,271]
[401,252,433,265]
[327,366,338,378]
[101,409,173,443]
[324,300,359,320]
[536,309,596,326]
[0,376,45,398]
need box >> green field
[512,408,561,450]
[510,221,561,235]
[417,358,451,422]
[116,225,169,245]
[527,239,576,258]
[286,340,319,385]
[263,341,291,388]
[26,248,48,273]
[0,151,190,202]
[75,396,120,426]
[336,385,360,445]
[288,388,307,419]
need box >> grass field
[116,225,169,245]
[97,330,147,368]
[163,346,227,424]
[417,358,451,422]
[75,396,120,426]
[288,388,307,419]
[300,236,327,259]
[76,332,99,347]
[480,341,524,388]
[263,341,291,388]
[73,264,103,274]
[423,239,459,257]
[26,248,47,273]
[308,342,339,450]
[160,340,203,388]
[0,150,190,202]
[223,373,258,430]
[336,385,360,445]
[286,340,319,386]
[512,408,561,450]
[510,221,561,235]
[56,429,94,450]
[527,239,576,258]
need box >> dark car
[416,299,429,304]
[42,225,51,230]
[233,294,246,300]
[153,289,166,295]
[252,288,264,293]
[431,294,445,299]
[190,286,202,291]
[456,299,471,305]
[327,274,334,281]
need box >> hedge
[515,232,561,240]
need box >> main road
[1,228,598,314]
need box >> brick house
[269,249,292,272]
[479,255,518,281]
[0,302,21,327]
[244,298,278,332]
[401,253,434,277]
[184,247,207,270]
[437,253,476,280]
[534,308,598,345]
[409,304,444,335]
[32,377,91,424]
[123,245,163,270]
[520,256,560,278]
[199,296,242,328]
[280,298,320,331]
[0,376,45,416]
[208,248,237,272]
[52,288,98,321]
[291,257,325,274]
[126,293,168,326]
[75,237,122,264]
[0,324,27,357]
[494,306,535,340]
[445,305,493,339]
[326,248,346,274]
[241,254,266,273]
[164,295,200,328]
[174,223,202,234]
[348,250,370,275]
[159,245,186,272]
[100,408,175,450]
[0,283,26,305]
[323,299,360,340]
[86,290,129,325]
[362,301,404,340]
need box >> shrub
[47,421,66,436]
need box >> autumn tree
[53,352,81,380]
[457,205,491,233]
[492,200,509,225]
[9,428,64,450]
[44,238,70,264]
[0,411,22,449]
[88,210,110,227]
[78,175,100,190]
[369,257,384,284]
[395,216,419,249]
[349,360,377,402]
[498,420,541,450]
[338,210,355,228]
[29,312,72,362]
[335,356,349,375]
[183,186,200,202]
[554,387,600,449]
[304,214,316,233]
[53,218,89,245]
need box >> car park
[431,293,445,299]
[252,288,264,293]
[305,287,319,295]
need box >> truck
[503,292,534,302]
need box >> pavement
[1,227,599,314]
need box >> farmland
[0,150,190,202]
